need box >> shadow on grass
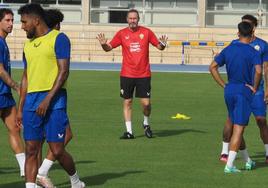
[250,152,268,169]
[0,180,24,188]
[135,129,206,138]
[56,170,144,187]
[251,152,265,160]
[52,160,96,171]
[0,167,19,175]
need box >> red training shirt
[109,26,159,78]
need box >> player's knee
[255,117,267,128]
[125,99,132,105]
[51,148,64,160]
[7,123,20,133]
[143,104,151,111]
[8,128,21,137]
[26,145,39,158]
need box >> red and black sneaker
[219,154,228,163]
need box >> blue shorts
[225,93,251,126]
[0,93,16,109]
[23,109,68,142]
[251,90,266,117]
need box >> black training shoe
[120,132,134,139]
[143,124,153,138]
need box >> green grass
[1,70,268,187]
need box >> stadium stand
[9,25,268,65]
[4,1,268,65]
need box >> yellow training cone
[171,113,191,120]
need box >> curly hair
[45,9,64,29]
[18,3,46,21]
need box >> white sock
[15,153,25,176]
[38,158,54,176]
[221,142,229,155]
[25,182,36,188]
[264,144,268,156]
[70,171,80,185]
[226,151,237,168]
[239,149,251,163]
[125,121,132,134]
[143,116,149,125]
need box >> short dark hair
[238,21,253,38]
[18,3,46,21]
[241,14,258,27]
[127,9,140,20]
[0,8,13,21]
[45,9,64,28]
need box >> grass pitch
[0,70,268,188]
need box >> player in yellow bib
[16,4,85,188]
[35,9,74,188]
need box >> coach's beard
[129,23,138,30]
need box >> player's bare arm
[0,63,20,94]
[157,34,168,50]
[253,64,262,92]
[209,61,225,88]
[263,61,268,102]
[245,64,262,93]
[17,69,27,128]
[36,58,69,116]
[96,32,112,52]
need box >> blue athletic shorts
[251,90,266,117]
[23,109,68,142]
[0,93,16,109]
[224,93,251,126]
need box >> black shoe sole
[120,132,135,139]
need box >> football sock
[239,149,251,163]
[125,121,132,134]
[226,151,237,168]
[143,116,149,126]
[15,153,25,176]
[38,158,54,176]
[221,142,229,155]
[25,183,36,188]
[264,144,268,156]
[70,171,80,185]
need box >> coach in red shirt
[97,9,167,139]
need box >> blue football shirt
[215,42,261,87]
[231,37,268,90]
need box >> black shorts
[120,76,151,99]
